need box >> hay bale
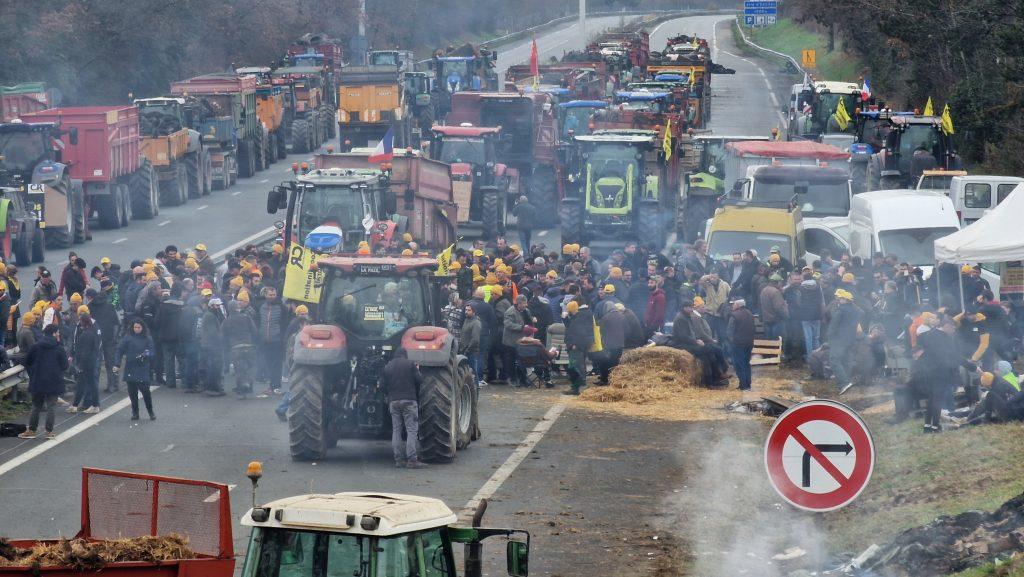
[580,346,701,404]
[0,535,196,569]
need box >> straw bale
[0,535,196,569]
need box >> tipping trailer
[237,66,287,167]
[0,467,235,577]
[23,105,158,242]
[337,65,407,149]
[170,73,260,188]
[135,97,210,209]
[0,83,50,122]
[272,66,331,154]
[504,62,606,100]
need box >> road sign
[764,400,874,512]
[744,0,777,15]
[802,49,817,69]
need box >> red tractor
[429,125,515,237]
[286,256,479,462]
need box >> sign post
[743,1,778,27]
[764,400,874,512]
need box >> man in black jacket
[563,301,594,395]
[70,307,103,413]
[155,285,185,389]
[86,288,120,392]
[382,349,426,468]
[468,288,497,386]
[20,325,70,439]
[671,302,724,386]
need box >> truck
[0,83,50,122]
[647,37,714,127]
[445,91,559,227]
[337,65,408,149]
[558,129,674,251]
[504,62,606,100]
[429,125,516,236]
[586,29,650,75]
[170,73,261,189]
[738,164,853,238]
[23,105,159,242]
[1,467,235,577]
[135,97,211,208]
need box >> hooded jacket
[25,335,69,395]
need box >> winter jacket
[222,310,258,348]
[199,308,223,350]
[114,332,154,383]
[16,325,36,354]
[459,315,482,354]
[727,306,757,348]
[89,292,119,343]
[827,302,861,345]
[25,335,69,396]
[759,284,789,323]
[513,201,537,230]
[258,301,288,343]
[599,309,626,350]
[71,320,102,373]
[701,279,731,317]
[135,281,163,322]
[31,280,58,306]
[121,281,143,315]
[622,308,645,348]
[671,311,701,349]
[528,295,553,335]
[178,303,201,344]
[155,299,185,342]
[59,266,87,298]
[381,354,423,402]
[502,305,528,347]
[564,307,595,351]
[468,298,497,340]
[644,288,666,331]
[794,280,825,322]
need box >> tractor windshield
[561,107,598,138]
[817,93,855,133]
[370,52,399,66]
[585,143,640,210]
[899,124,940,161]
[438,137,486,165]
[241,527,452,577]
[296,185,369,243]
[323,273,428,339]
[0,130,49,172]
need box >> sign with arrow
[764,400,874,512]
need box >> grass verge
[744,17,861,82]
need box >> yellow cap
[500,265,512,274]
[357,247,371,255]
[768,253,780,264]
[473,274,485,282]
[100,257,111,265]
[603,284,616,294]
[609,267,623,279]
[974,313,987,322]
[493,258,504,267]
[144,272,158,281]
[570,243,581,253]
[143,262,155,273]
[22,312,35,326]
[566,301,579,314]
[402,232,413,242]
[835,288,853,300]
[249,268,263,277]
[562,244,574,255]
[449,261,462,270]
[70,293,83,304]
[485,273,498,285]
[0,263,6,276]
[201,288,213,297]
[401,248,414,256]
[491,285,503,297]
[473,249,484,257]
[185,258,199,270]
[236,290,250,303]
[195,243,208,251]
[509,244,520,253]
[693,296,705,307]
[470,263,480,275]
[272,243,285,255]
[357,240,370,249]
[546,270,558,278]
[842,272,855,283]
[961,264,973,274]
[295,304,309,315]
[77,305,90,316]
[230,276,245,288]
[144,258,154,265]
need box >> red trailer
[0,468,235,577]
[23,105,156,243]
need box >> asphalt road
[495,15,638,78]
[0,14,789,575]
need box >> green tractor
[867,113,962,190]
[558,129,670,251]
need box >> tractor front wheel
[287,365,329,461]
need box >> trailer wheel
[637,199,665,252]
[529,166,558,229]
[267,132,278,164]
[418,355,462,463]
[291,120,309,154]
[31,226,44,263]
[130,160,158,219]
[480,187,503,240]
[277,129,288,158]
[185,152,202,199]
[287,365,328,461]
[238,140,256,179]
[255,130,267,172]
[95,185,125,229]
[71,182,86,244]
[159,162,187,207]
[13,222,30,267]
[558,197,584,245]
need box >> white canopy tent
[934,183,1024,263]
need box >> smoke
[661,425,830,576]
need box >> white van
[848,190,959,271]
[948,175,1024,226]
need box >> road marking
[0,390,158,479]
[197,204,209,211]
[158,220,171,227]
[537,230,547,237]
[203,484,236,503]
[259,179,268,183]
[232,190,243,196]
[161,444,174,453]
[461,401,567,518]
[112,238,127,244]
[210,226,277,261]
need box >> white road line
[0,390,158,479]
[161,444,174,453]
[203,484,236,503]
[537,230,547,237]
[196,204,209,211]
[232,190,243,196]
[259,179,268,183]
[210,226,277,261]
[461,401,567,518]
[158,220,171,227]
[112,238,127,244]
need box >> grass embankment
[742,17,862,83]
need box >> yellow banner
[435,243,455,276]
[283,244,328,303]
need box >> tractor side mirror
[68,127,78,146]
[507,541,529,577]
[267,186,288,214]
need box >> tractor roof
[297,169,383,186]
[813,80,862,95]
[559,100,608,109]
[889,115,942,126]
[135,97,185,105]
[242,492,457,536]
[273,66,323,76]
[615,91,669,101]
[318,256,438,274]
[577,129,656,144]
[432,125,501,137]
[0,120,56,132]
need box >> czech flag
[368,125,394,163]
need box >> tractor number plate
[354,263,396,275]
[363,305,385,321]
[27,184,45,194]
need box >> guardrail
[731,15,806,76]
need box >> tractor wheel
[320,106,336,139]
[418,357,463,463]
[185,152,202,199]
[14,223,31,267]
[31,226,44,263]
[277,129,288,158]
[287,365,329,461]
[121,182,133,226]
[681,196,717,243]
[46,179,75,250]
[255,130,267,172]
[71,182,86,244]
[160,162,187,207]
[291,120,309,154]
[202,151,213,195]
[267,132,278,163]
[311,114,321,150]
[867,155,883,192]
[529,166,558,228]
[849,160,868,194]
[637,199,664,252]
[559,197,584,245]
[238,140,256,179]
[131,160,158,219]
[95,185,125,229]
[480,187,503,240]
[455,361,478,447]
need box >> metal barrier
[731,15,806,76]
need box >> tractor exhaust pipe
[464,499,488,577]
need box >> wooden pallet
[750,338,783,367]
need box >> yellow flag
[941,103,955,135]
[923,96,934,117]
[435,242,455,276]
[833,97,851,131]
[283,244,328,304]
[662,119,672,160]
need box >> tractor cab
[791,81,864,140]
[557,100,608,140]
[0,121,63,185]
[434,57,488,93]
[613,91,670,113]
[869,114,962,189]
[429,125,507,224]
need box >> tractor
[788,80,864,141]
[558,129,672,252]
[281,255,479,462]
[429,124,514,236]
[867,113,961,191]
[0,122,50,264]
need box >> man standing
[563,301,593,395]
[19,324,69,440]
[257,287,287,395]
[727,299,756,391]
[699,271,731,340]
[503,295,532,386]
[829,289,862,395]
[467,288,496,387]
[381,349,426,468]
[597,302,626,385]
[644,276,666,338]
[155,285,185,389]
[459,304,482,385]
[796,267,825,360]
[512,195,537,252]
[759,274,788,341]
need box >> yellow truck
[337,65,406,149]
[706,202,805,265]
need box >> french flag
[861,78,871,101]
[368,125,395,163]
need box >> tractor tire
[558,197,584,245]
[95,186,125,229]
[455,361,478,448]
[201,151,213,195]
[237,140,256,179]
[185,152,202,199]
[311,115,321,150]
[637,199,664,252]
[277,129,288,158]
[121,182,133,226]
[480,187,503,240]
[867,155,882,192]
[529,166,558,228]
[255,130,267,172]
[681,196,717,243]
[131,161,158,219]
[320,106,336,139]
[71,182,86,244]
[14,223,31,267]
[287,365,329,461]
[418,358,463,463]
[159,162,187,207]
[31,226,45,263]
[267,132,278,164]
[291,119,310,154]
[849,160,868,194]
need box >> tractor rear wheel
[320,106,336,139]
[131,160,158,219]
[185,152,202,199]
[558,197,584,245]
[529,166,558,228]
[31,226,44,263]
[238,140,256,179]
[291,120,310,154]
[277,129,288,158]
[267,132,278,163]
[287,365,329,461]
[681,196,716,244]
[255,130,267,172]
[71,182,86,244]
[418,357,463,463]
[637,199,664,252]
[160,162,187,207]
[14,222,31,267]
[480,187,503,240]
